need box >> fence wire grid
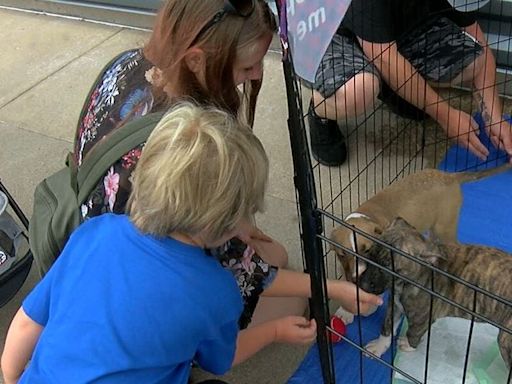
[280,1,512,383]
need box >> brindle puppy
[358,217,512,371]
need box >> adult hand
[438,107,489,160]
[236,221,288,267]
[273,316,317,344]
[486,119,512,159]
[236,219,273,244]
[243,236,288,267]
[328,280,383,315]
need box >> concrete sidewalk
[0,7,308,384]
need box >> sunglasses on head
[190,0,256,46]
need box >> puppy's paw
[365,335,391,358]
[398,336,416,352]
[334,306,354,325]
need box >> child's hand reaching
[273,316,317,344]
[328,280,383,315]
[233,315,316,365]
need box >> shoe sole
[311,151,347,167]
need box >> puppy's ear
[373,223,383,235]
[329,227,347,252]
[426,230,443,246]
[421,245,448,265]
[391,216,413,229]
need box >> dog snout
[357,267,387,295]
[357,272,375,293]
[351,259,367,281]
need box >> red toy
[328,315,346,343]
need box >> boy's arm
[260,268,310,297]
[232,316,317,365]
[1,307,43,384]
[261,269,382,314]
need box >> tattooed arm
[359,38,489,160]
[465,22,512,157]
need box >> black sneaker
[308,102,347,166]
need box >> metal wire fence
[280,3,512,382]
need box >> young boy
[1,103,269,384]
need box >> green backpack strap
[76,111,166,205]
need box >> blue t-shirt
[20,214,242,384]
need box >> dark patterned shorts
[311,17,483,98]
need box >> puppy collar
[344,212,371,221]
[344,212,372,253]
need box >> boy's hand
[273,316,317,344]
[328,280,383,315]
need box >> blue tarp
[288,293,399,384]
[289,113,512,383]
[438,113,509,172]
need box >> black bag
[0,181,32,307]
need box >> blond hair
[128,102,268,241]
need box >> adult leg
[398,17,483,87]
[436,46,484,88]
[307,34,381,166]
[311,72,381,121]
[246,239,308,328]
[248,296,307,327]
[398,16,484,124]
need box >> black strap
[76,111,166,205]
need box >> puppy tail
[457,163,512,182]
